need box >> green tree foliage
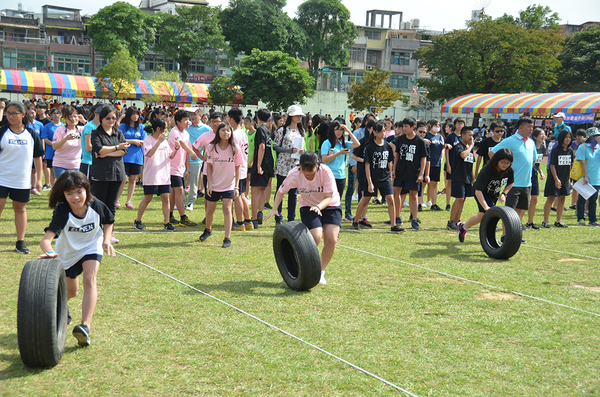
[88,2,156,61]
[558,25,600,92]
[497,4,560,30]
[208,75,240,111]
[220,0,306,56]
[140,66,183,105]
[94,48,141,100]
[412,17,563,101]
[153,5,228,82]
[346,69,403,113]
[232,49,315,111]
[295,0,357,70]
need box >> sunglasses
[104,117,117,121]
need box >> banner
[564,113,595,124]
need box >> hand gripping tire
[273,221,322,291]
[17,258,68,367]
[479,206,523,260]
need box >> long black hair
[327,120,345,148]
[210,122,237,156]
[49,170,93,208]
[557,129,572,149]
[486,148,513,175]
[123,107,141,129]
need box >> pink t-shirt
[233,128,248,179]
[143,135,172,186]
[168,126,190,177]
[52,125,83,169]
[192,130,216,175]
[279,165,341,208]
[206,143,243,192]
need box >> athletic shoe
[185,204,194,211]
[541,221,552,228]
[125,202,134,209]
[381,198,387,205]
[403,201,409,207]
[263,203,273,210]
[198,192,205,198]
[42,184,51,191]
[73,323,90,347]
[358,219,372,228]
[418,204,423,212]
[430,204,443,211]
[445,204,451,211]
[457,222,467,242]
[115,202,121,209]
[352,222,360,230]
[384,217,402,225]
[111,235,119,244]
[222,238,232,248]
[252,220,259,229]
[550,207,557,212]
[15,240,30,254]
[179,215,197,227]
[30,188,41,196]
[67,308,71,325]
[425,201,432,207]
[170,216,179,224]
[244,221,254,230]
[199,229,212,242]
[163,223,176,231]
[578,220,586,226]
[569,204,577,210]
[344,213,354,222]
[352,193,359,201]
[319,271,327,285]
[232,222,246,231]
[440,188,446,194]
[554,221,568,228]
[589,222,600,227]
[133,219,145,230]
[185,186,190,193]
[202,217,206,224]
[257,211,263,225]
[525,223,540,230]
[411,220,420,230]
[409,215,421,223]
[391,225,405,233]
[447,220,457,230]
[372,198,381,205]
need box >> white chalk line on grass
[115,250,419,397]
[337,244,600,318]
[521,244,600,262]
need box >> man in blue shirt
[186,108,212,211]
[553,112,571,138]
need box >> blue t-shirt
[321,139,353,179]
[81,120,97,165]
[576,143,600,186]
[41,122,63,160]
[553,123,572,138]
[425,132,445,167]
[27,120,44,134]
[118,123,147,165]
[187,122,212,165]
[490,133,537,188]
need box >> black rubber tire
[17,258,68,368]
[273,221,322,291]
[479,206,523,260]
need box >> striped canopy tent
[441,93,600,114]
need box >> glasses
[494,129,505,133]
[7,112,23,117]
[104,117,117,121]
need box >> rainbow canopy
[441,93,600,114]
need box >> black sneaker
[179,215,197,227]
[163,223,176,231]
[73,323,90,347]
[202,217,206,224]
[554,221,568,228]
[352,222,360,230]
[384,217,402,225]
[372,198,381,205]
[263,203,273,210]
[257,211,263,225]
[526,222,540,230]
[569,204,576,210]
[430,204,443,211]
[15,240,30,254]
[458,222,467,243]
[222,238,231,248]
[358,219,372,228]
[418,204,423,212]
[445,204,451,211]
[408,215,421,223]
[551,207,557,212]
[198,191,205,198]
[391,225,405,233]
[133,219,145,230]
[199,228,212,242]
[169,216,179,224]
[381,198,387,205]
[447,220,457,230]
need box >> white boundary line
[115,250,420,397]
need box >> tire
[273,221,322,291]
[17,258,68,367]
[479,206,523,260]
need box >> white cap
[555,112,566,119]
[287,105,305,117]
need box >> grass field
[1,185,599,396]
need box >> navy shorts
[394,179,422,195]
[124,163,142,176]
[202,174,208,191]
[506,186,531,210]
[544,181,571,197]
[65,254,102,279]
[46,159,53,168]
[451,181,474,198]
[206,190,234,202]
[143,184,171,196]
[475,194,497,213]
[250,172,271,187]
[238,178,247,194]
[445,170,452,181]
[531,175,540,196]
[171,175,184,188]
[364,183,393,197]
[0,185,30,203]
[300,205,342,229]
[429,166,441,182]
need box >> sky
[12,0,600,32]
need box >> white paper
[573,178,597,200]
[291,137,304,159]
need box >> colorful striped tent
[441,93,600,114]
[0,69,212,103]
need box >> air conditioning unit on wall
[366,65,373,71]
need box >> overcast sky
[12,0,600,32]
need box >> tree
[295,0,357,70]
[94,48,141,100]
[88,2,156,61]
[517,4,560,30]
[412,17,563,102]
[140,66,184,105]
[153,5,228,82]
[346,69,403,113]
[232,49,315,111]
[558,25,600,92]
[220,0,306,56]
[208,75,240,111]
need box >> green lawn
[1,185,599,396]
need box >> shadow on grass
[412,241,503,263]
[186,280,306,297]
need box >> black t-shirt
[445,132,460,169]
[393,134,427,182]
[532,144,546,178]
[549,145,573,185]
[37,117,52,126]
[476,136,501,166]
[355,136,370,180]
[474,165,514,200]
[364,140,393,187]
[452,141,475,184]
[251,124,274,175]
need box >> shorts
[531,175,540,196]
[475,194,497,213]
[65,254,102,279]
[206,189,234,202]
[364,183,393,197]
[451,181,474,198]
[0,185,30,202]
[250,172,271,187]
[393,179,422,195]
[300,205,342,229]
[505,186,531,211]
[79,163,91,178]
[238,178,247,194]
[124,163,142,176]
[143,184,172,196]
[171,175,184,188]
[429,166,441,182]
[445,170,452,181]
[544,182,571,197]
[46,159,53,168]
[53,166,77,179]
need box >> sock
[170,212,173,218]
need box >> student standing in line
[448,126,476,231]
[415,122,431,213]
[80,104,102,178]
[475,120,505,179]
[424,119,445,211]
[248,109,274,229]
[542,129,574,228]
[185,109,211,211]
[351,119,376,229]
[52,105,83,179]
[576,130,600,226]
[41,107,63,189]
[525,128,547,230]
[443,120,462,213]
[116,107,146,210]
[228,108,251,231]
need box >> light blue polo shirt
[577,143,600,186]
[491,132,537,187]
[187,122,212,165]
[321,139,353,179]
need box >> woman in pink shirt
[265,151,341,285]
[52,105,84,178]
[199,123,242,248]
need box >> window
[349,47,365,62]
[390,75,409,89]
[364,30,381,40]
[366,50,379,65]
[392,52,410,65]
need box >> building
[559,21,600,36]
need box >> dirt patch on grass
[558,258,586,262]
[477,291,518,300]
[574,285,600,292]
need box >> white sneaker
[173,205,177,211]
[425,201,432,207]
[352,194,359,201]
[319,271,327,285]
[185,204,193,211]
[403,200,409,207]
